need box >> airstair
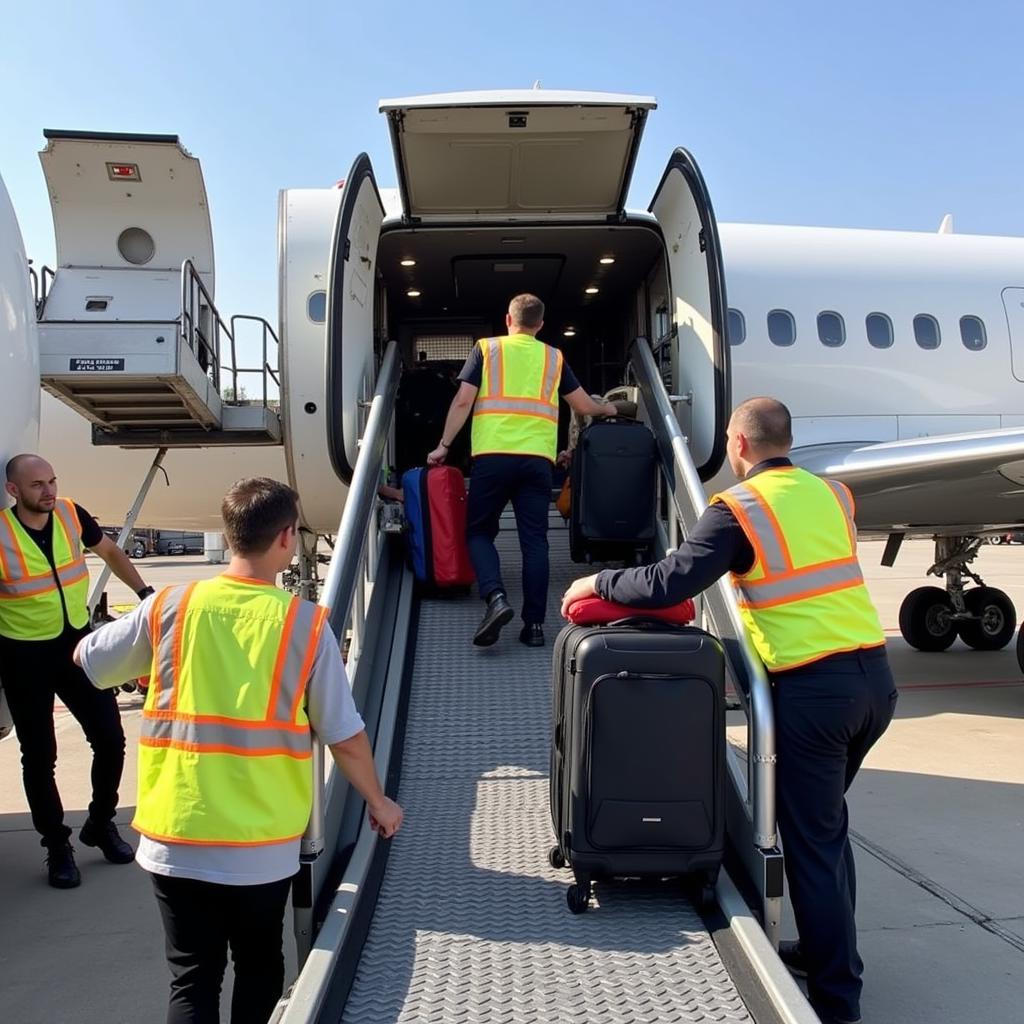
[34,130,280,448]
[269,340,816,1023]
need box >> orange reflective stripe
[266,597,301,720]
[290,605,328,721]
[825,479,857,550]
[0,514,30,580]
[480,339,495,398]
[134,825,307,848]
[539,345,554,400]
[140,736,312,759]
[169,582,198,713]
[144,709,310,732]
[148,588,171,706]
[744,484,793,573]
[715,493,773,581]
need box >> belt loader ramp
[271,341,817,1024]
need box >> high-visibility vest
[471,334,563,461]
[0,499,90,641]
[711,467,884,671]
[133,576,330,846]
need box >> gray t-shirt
[78,589,364,885]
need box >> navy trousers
[772,646,897,1021]
[466,454,553,624]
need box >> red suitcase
[401,466,475,588]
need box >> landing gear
[899,586,957,651]
[1017,624,1024,674]
[898,537,1017,652]
[958,588,1016,650]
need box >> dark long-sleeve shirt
[595,458,793,607]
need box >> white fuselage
[0,174,40,471]
[722,223,1024,444]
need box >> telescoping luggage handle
[605,616,702,633]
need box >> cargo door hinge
[698,229,707,253]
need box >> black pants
[773,647,898,1021]
[151,873,294,1024]
[0,629,125,847]
[466,454,553,624]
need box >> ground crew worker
[561,398,896,1024]
[427,293,619,648]
[74,477,403,1024]
[0,454,151,887]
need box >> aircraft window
[960,315,987,351]
[307,290,326,323]
[913,314,941,350]
[727,308,746,346]
[767,309,796,347]
[866,313,893,349]
[817,311,846,348]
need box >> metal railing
[293,341,401,954]
[28,262,55,317]
[629,337,782,937]
[230,314,281,404]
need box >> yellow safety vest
[0,499,90,641]
[133,576,329,846]
[711,467,884,671]
[471,334,563,461]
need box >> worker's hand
[556,449,573,469]
[368,796,404,838]
[426,445,448,466]
[560,574,599,618]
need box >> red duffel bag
[564,595,695,626]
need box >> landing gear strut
[898,537,1017,652]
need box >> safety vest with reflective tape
[0,499,90,641]
[471,334,563,461]
[133,576,329,846]
[711,467,884,671]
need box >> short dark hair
[508,293,545,329]
[732,397,793,451]
[221,477,299,555]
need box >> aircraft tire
[898,586,958,651]
[957,587,1017,651]
[1016,624,1024,674]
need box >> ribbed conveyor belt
[339,525,753,1024]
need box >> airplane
[0,90,1020,684]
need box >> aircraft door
[326,155,386,485]
[649,149,729,480]
[1002,288,1024,383]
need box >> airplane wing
[790,427,1024,536]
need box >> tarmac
[1,540,1022,1023]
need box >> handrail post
[629,337,777,850]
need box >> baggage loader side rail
[629,337,785,940]
[291,341,405,962]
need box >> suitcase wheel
[566,882,591,914]
[547,845,567,870]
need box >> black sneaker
[519,623,545,647]
[473,593,514,647]
[46,842,81,889]
[777,939,808,978]
[79,819,135,864]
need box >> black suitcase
[569,420,657,563]
[550,620,726,914]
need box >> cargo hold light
[400,258,416,267]
[585,286,599,295]
[599,256,615,265]
[563,328,576,337]
[406,289,421,297]
[106,162,140,182]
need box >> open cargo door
[325,154,386,483]
[380,90,655,221]
[649,148,729,480]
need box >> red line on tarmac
[897,679,1024,692]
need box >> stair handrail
[180,258,227,391]
[229,314,281,405]
[629,337,777,850]
[299,341,401,863]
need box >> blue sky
[2,0,1021,332]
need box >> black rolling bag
[549,620,726,913]
[569,419,657,564]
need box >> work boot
[777,939,808,978]
[79,819,135,864]
[519,623,545,647]
[46,842,81,889]
[473,591,514,647]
